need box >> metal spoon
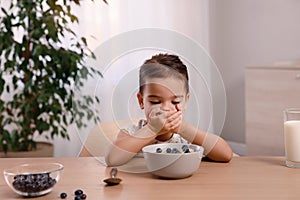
[103,168,122,186]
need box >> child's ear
[137,92,144,109]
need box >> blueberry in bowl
[3,163,64,197]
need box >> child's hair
[139,53,189,94]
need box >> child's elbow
[105,154,123,167]
[218,147,233,162]
[207,148,233,163]
[104,151,134,167]
[217,139,234,162]
[222,151,233,162]
[220,147,233,162]
[211,152,232,163]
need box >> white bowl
[3,163,64,197]
[142,143,204,179]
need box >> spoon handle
[111,168,118,178]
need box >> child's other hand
[147,107,167,134]
[148,105,183,135]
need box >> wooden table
[1,156,300,199]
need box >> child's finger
[163,110,176,118]
[168,110,182,121]
[166,112,180,123]
[176,104,182,111]
[166,111,182,125]
[169,115,182,131]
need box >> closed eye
[149,101,161,105]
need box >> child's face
[137,77,189,120]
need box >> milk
[284,120,300,162]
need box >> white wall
[209,0,300,144]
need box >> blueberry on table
[80,193,87,199]
[74,196,81,200]
[156,148,162,153]
[60,192,67,199]
[74,189,83,195]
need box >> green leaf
[6,85,10,93]
[63,115,67,125]
[38,120,50,132]
[54,5,63,13]
[73,0,80,5]
[0,76,4,94]
[81,37,87,46]
[1,8,8,16]
[70,14,78,23]
[3,118,12,126]
[95,96,100,103]
[80,67,88,78]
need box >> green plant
[0,0,106,153]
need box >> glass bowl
[142,143,204,179]
[3,163,64,197]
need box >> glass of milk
[284,108,300,168]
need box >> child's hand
[168,104,183,133]
[147,105,183,135]
[147,107,167,134]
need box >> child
[105,53,233,166]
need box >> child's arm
[105,125,157,166]
[179,121,233,162]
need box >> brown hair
[139,53,189,94]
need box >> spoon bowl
[103,168,122,186]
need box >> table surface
[1,156,300,200]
